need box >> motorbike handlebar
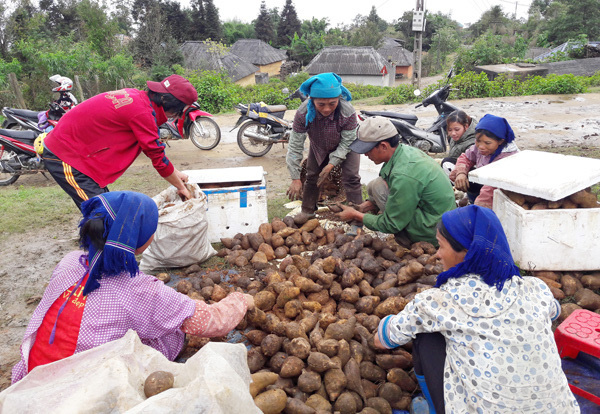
[415,103,423,108]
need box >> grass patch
[268,194,291,222]
[538,145,600,159]
[0,185,77,238]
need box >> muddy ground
[1,92,599,390]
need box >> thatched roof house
[378,38,413,79]
[229,39,287,77]
[180,41,258,86]
[305,46,395,87]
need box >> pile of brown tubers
[503,188,600,210]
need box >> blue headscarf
[300,72,352,126]
[475,114,516,162]
[79,191,159,296]
[435,205,520,291]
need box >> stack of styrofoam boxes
[469,150,600,271]
[185,166,268,243]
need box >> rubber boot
[415,373,436,414]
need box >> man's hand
[317,163,334,187]
[336,204,359,222]
[356,200,376,213]
[454,172,470,192]
[177,186,191,201]
[286,179,303,201]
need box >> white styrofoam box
[469,150,600,201]
[493,189,600,271]
[184,167,268,243]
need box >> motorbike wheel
[237,121,274,157]
[188,117,221,150]
[0,150,19,186]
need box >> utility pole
[411,0,425,90]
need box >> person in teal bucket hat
[286,72,362,219]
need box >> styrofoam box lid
[468,150,600,201]
[183,166,265,184]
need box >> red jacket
[45,89,173,187]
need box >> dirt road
[1,93,599,390]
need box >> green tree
[286,31,324,65]
[395,11,459,51]
[367,6,388,32]
[76,0,118,58]
[189,0,206,40]
[203,0,223,41]
[469,6,512,38]
[254,1,275,44]
[539,0,600,45]
[277,0,301,47]
[112,0,133,35]
[223,20,255,45]
[348,20,384,48]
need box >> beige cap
[350,116,398,154]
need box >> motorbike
[231,89,304,157]
[0,128,44,186]
[358,68,460,153]
[159,102,221,150]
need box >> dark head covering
[300,72,352,126]
[435,205,520,291]
[475,114,516,162]
[79,191,159,295]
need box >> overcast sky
[194,0,531,28]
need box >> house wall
[396,65,413,79]
[342,75,392,87]
[258,61,284,76]
[235,74,256,86]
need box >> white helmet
[49,74,74,92]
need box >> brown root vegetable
[277,286,301,308]
[285,321,309,341]
[241,235,251,250]
[361,380,378,399]
[262,334,285,356]
[378,383,403,406]
[302,301,322,313]
[559,303,583,323]
[298,369,322,393]
[250,371,280,398]
[344,357,366,404]
[316,339,340,357]
[290,245,306,255]
[341,266,365,288]
[366,397,392,414]
[286,232,304,247]
[280,356,305,378]
[259,243,276,261]
[300,218,320,233]
[324,317,356,342]
[324,368,347,401]
[254,389,287,414]
[333,392,357,414]
[285,397,317,414]
[550,286,565,300]
[295,276,324,293]
[255,291,277,311]
[272,218,287,233]
[562,199,578,209]
[247,347,267,372]
[259,223,273,244]
[248,233,266,251]
[361,315,380,333]
[561,274,581,296]
[397,261,424,285]
[374,297,408,318]
[279,227,298,238]
[252,251,269,270]
[144,371,174,398]
[582,273,600,290]
[387,368,417,392]
[376,354,412,371]
[341,287,361,303]
[286,337,311,360]
[349,340,365,364]
[271,234,285,249]
[269,352,289,373]
[299,312,320,334]
[355,296,380,314]
[307,352,341,373]
[305,394,332,412]
[176,279,192,294]
[575,288,600,310]
[247,307,267,326]
[569,189,599,208]
[275,246,289,259]
[359,361,386,382]
[233,255,249,267]
[246,329,268,346]
[530,202,548,210]
[283,216,297,228]
[285,300,303,319]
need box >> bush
[383,84,418,105]
[186,70,241,114]
[522,74,586,95]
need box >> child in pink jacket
[449,114,519,208]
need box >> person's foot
[410,396,431,414]
[293,211,315,225]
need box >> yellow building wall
[235,74,256,86]
[258,61,284,77]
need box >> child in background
[449,114,519,208]
[441,110,478,176]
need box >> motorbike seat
[265,105,287,113]
[6,108,41,120]
[0,128,39,144]
[362,111,418,126]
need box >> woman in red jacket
[42,74,196,209]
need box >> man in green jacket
[337,117,455,246]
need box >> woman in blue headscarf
[12,191,253,384]
[285,72,362,219]
[449,114,520,207]
[375,205,578,414]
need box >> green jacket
[363,145,456,245]
[447,117,478,159]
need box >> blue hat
[435,205,521,291]
[475,114,515,143]
[79,191,159,295]
[300,73,352,125]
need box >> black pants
[42,147,108,210]
[413,332,446,413]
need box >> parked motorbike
[159,102,221,150]
[231,89,304,157]
[358,68,459,153]
[2,75,77,133]
[0,128,44,186]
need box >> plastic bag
[0,330,259,413]
[140,184,216,272]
